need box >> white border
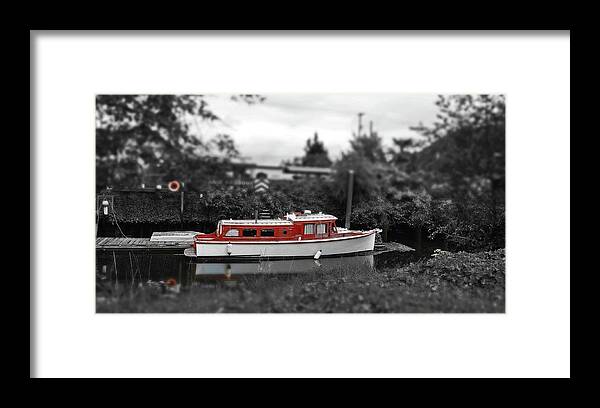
[32,31,570,378]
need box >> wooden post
[112,251,118,289]
[180,190,184,229]
[95,195,99,238]
[178,258,182,284]
[345,170,354,229]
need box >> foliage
[349,196,401,231]
[96,95,263,191]
[389,137,424,168]
[349,130,387,163]
[107,191,182,224]
[428,193,505,251]
[283,132,333,167]
[332,124,419,204]
[301,132,333,167]
[410,94,505,197]
[103,180,341,226]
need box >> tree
[389,137,424,168]
[410,94,505,196]
[282,132,333,168]
[408,94,506,248]
[302,132,332,167]
[349,130,387,163]
[331,120,415,204]
[96,95,263,190]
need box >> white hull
[191,230,378,258]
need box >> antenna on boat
[254,208,258,224]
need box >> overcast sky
[191,94,439,166]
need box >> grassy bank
[96,249,505,313]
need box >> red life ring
[168,180,181,192]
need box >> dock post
[180,190,184,229]
[95,195,100,238]
[345,170,354,229]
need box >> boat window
[261,229,275,237]
[283,230,287,235]
[242,229,257,237]
[316,223,327,235]
[304,224,315,235]
[224,229,239,237]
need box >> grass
[96,249,505,313]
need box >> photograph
[95,93,506,313]
[32,30,569,378]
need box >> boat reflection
[195,254,375,278]
[96,251,378,288]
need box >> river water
[96,250,426,289]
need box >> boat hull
[191,230,378,259]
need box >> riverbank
[96,248,505,313]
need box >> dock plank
[96,237,193,252]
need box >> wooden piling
[345,170,354,229]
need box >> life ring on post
[168,180,181,192]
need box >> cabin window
[224,229,239,237]
[242,229,257,237]
[316,224,327,235]
[304,224,315,235]
[283,230,287,235]
[261,229,275,237]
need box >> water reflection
[96,251,390,287]
[195,255,375,277]
[95,248,428,293]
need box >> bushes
[108,191,181,224]
[428,193,505,251]
[348,189,504,251]
[103,181,340,226]
[185,189,250,224]
[101,179,504,251]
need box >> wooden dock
[96,237,191,252]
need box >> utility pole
[369,120,373,137]
[357,112,365,137]
[345,170,354,229]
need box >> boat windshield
[224,229,239,237]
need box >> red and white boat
[185,211,381,259]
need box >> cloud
[192,94,439,165]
